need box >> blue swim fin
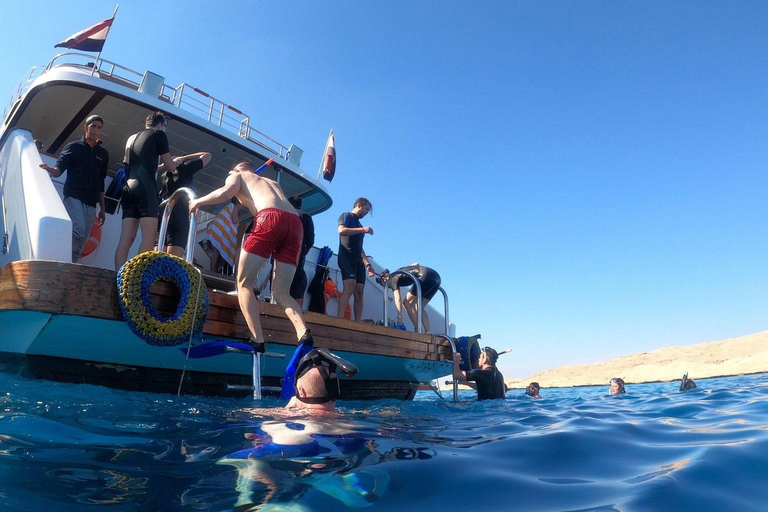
[280,334,315,400]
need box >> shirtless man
[189,158,312,348]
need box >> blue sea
[1,372,767,512]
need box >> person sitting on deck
[609,377,626,395]
[452,347,506,401]
[189,158,313,351]
[526,382,541,399]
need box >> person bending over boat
[337,198,375,320]
[40,114,108,263]
[189,158,313,350]
[114,112,178,269]
[379,265,441,332]
[452,347,506,401]
[157,151,211,256]
[609,377,626,395]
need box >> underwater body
[0,372,767,511]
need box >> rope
[177,267,205,396]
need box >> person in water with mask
[284,347,359,412]
[679,372,697,391]
[452,346,506,401]
[526,382,541,399]
[609,377,626,395]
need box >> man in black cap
[452,346,506,401]
[40,114,109,262]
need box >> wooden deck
[0,260,452,362]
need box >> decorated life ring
[455,336,481,372]
[117,251,209,346]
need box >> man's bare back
[233,170,297,218]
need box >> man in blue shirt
[40,114,109,262]
[336,198,374,320]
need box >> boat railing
[158,187,198,263]
[382,271,423,334]
[5,53,290,159]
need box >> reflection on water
[0,373,767,511]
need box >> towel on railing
[205,203,238,267]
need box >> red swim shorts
[242,208,303,266]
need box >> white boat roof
[1,53,332,215]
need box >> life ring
[81,217,102,257]
[117,251,209,346]
[456,336,481,372]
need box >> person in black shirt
[336,198,374,320]
[287,196,315,306]
[157,152,211,256]
[452,346,506,401]
[114,112,178,269]
[40,114,108,262]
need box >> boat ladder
[162,189,285,399]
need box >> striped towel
[206,203,238,267]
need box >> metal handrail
[158,187,198,262]
[436,286,450,336]
[382,270,423,334]
[8,53,291,159]
[433,334,458,402]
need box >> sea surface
[0,372,767,512]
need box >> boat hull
[0,260,452,400]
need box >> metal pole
[437,287,450,335]
[158,187,197,263]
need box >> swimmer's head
[146,111,168,130]
[526,382,540,397]
[480,346,499,366]
[231,158,255,173]
[295,365,331,401]
[609,377,626,395]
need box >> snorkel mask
[293,348,359,404]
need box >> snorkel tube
[254,158,275,175]
[293,348,359,404]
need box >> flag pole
[91,4,119,77]
[316,129,333,181]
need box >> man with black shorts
[452,347,506,401]
[114,112,178,269]
[157,151,211,256]
[189,158,313,349]
[40,114,108,262]
[337,198,374,320]
[380,264,441,333]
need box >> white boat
[0,52,458,400]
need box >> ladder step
[226,384,282,392]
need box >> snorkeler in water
[679,372,697,391]
[526,382,541,399]
[609,377,626,395]
[284,347,359,412]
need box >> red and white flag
[322,130,336,182]
[55,17,114,52]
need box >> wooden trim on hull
[0,260,452,362]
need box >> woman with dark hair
[609,377,626,395]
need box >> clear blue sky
[3,1,768,379]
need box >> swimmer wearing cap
[609,377,626,395]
